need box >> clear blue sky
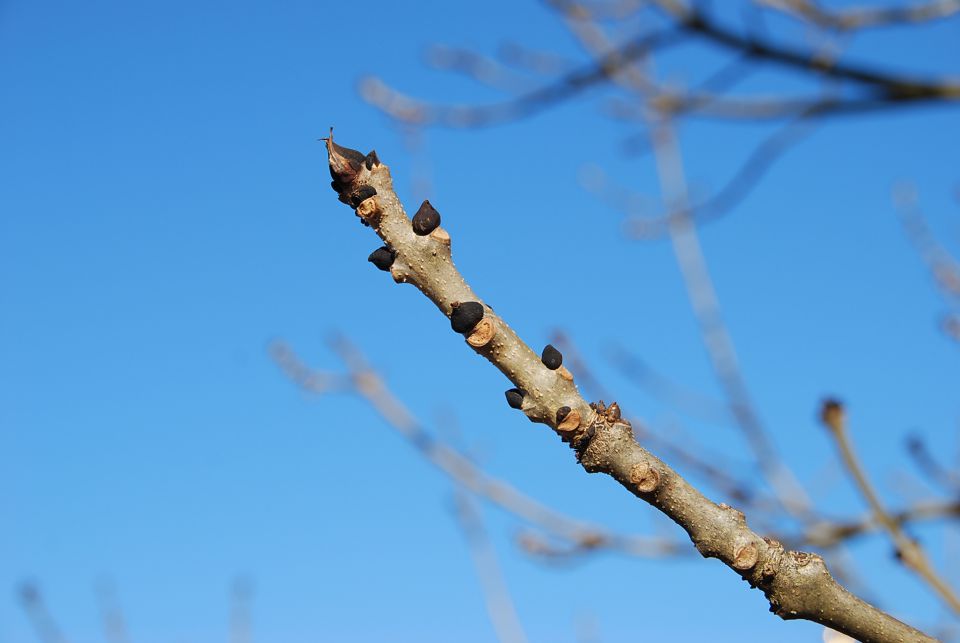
[2,1,959,642]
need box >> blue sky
[2,1,959,641]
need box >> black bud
[349,185,377,208]
[368,246,395,271]
[364,150,380,170]
[412,200,441,236]
[450,301,484,334]
[556,406,571,423]
[505,388,524,410]
[541,344,563,370]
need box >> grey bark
[324,136,936,643]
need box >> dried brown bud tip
[556,406,571,423]
[412,200,441,236]
[325,132,367,190]
[349,185,377,208]
[820,398,845,429]
[364,150,380,170]
[368,246,396,271]
[505,388,524,409]
[450,301,484,334]
[541,344,562,370]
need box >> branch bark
[323,134,936,643]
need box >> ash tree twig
[799,500,960,549]
[452,492,530,643]
[906,433,960,494]
[95,580,132,643]
[18,582,70,643]
[758,0,960,32]
[320,132,936,643]
[820,399,960,615]
[270,339,675,558]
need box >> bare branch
[552,332,768,508]
[452,493,530,643]
[95,580,131,643]
[270,340,665,557]
[606,344,732,423]
[654,0,960,98]
[624,114,817,237]
[758,0,960,31]
[517,527,688,561]
[321,135,936,642]
[17,582,69,643]
[906,433,960,493]
[820,398,960,614]
[895,185,960,302]
[801,500,960,549]
[229,577,253,643]
[359,30,684,126]
[425,45,535,93]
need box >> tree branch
[322,133,937,642]
[820,399,960,614]
[654,0,960,100]
[757,0,960,32]
[271,338,676,557]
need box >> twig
[229,577,254,643]
[820,398,960,614]
[321,135,935,642]
[364,2,960,128]
[359,30,685,126]
[801,500,960,549]
[654,0,960,99]
[895,185,960,301]
[452,492,530,643]
[551,332,766,508]
[648,115,816,520]
[517,527,687,562]
[95,579,131,643]
[270,339,674,558]
[906,433,960,493]
[606,343,732,423]
[758,0,960,31]
[624,113,818,237]
[17,582,69,643]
